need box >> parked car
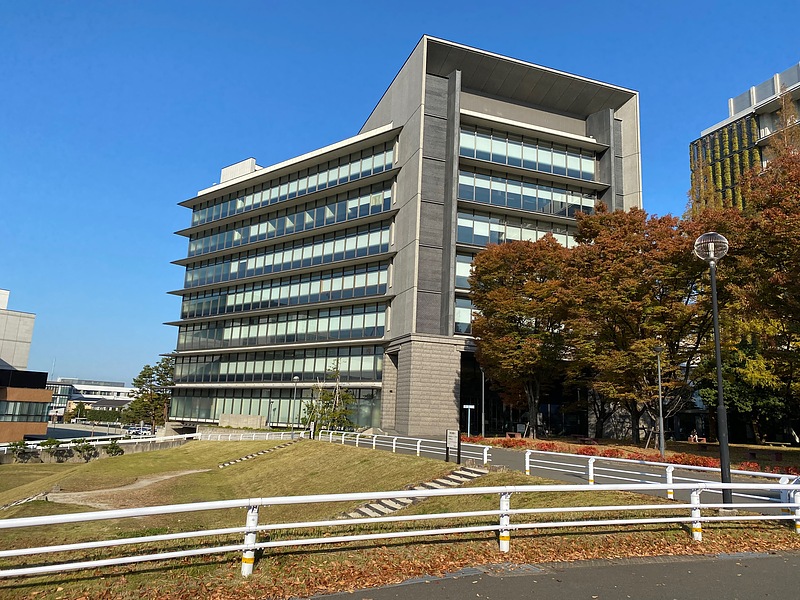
[124,426,152,436]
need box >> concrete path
[319,551,800,599]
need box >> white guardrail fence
[0,430,315,455]
[316,429,492,466]
[1,482,799,580]
[524,449,800,504]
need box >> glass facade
[458,169,595,218]
[454,297,475,335]
[177,302,387,350]
[180,261,390,319]
[191,143,395,227]
[457,209,575,248]
[184,221,391,288]
[459,126,596,181]
[188,184,392,258]
[174,345,383,384]
[170,386,381,429]
[455,253,475,289]
[0,401,49,422]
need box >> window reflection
[184,222,391,288]
[180,261,390,319]
[457,169,595,218]
[177,302,388,350]
[174,345,384,384]
[457,210,576,248]
[191,142,395,227]
[459,126,596,182]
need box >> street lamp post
[694,232,733,504]
[480,366,486,438]
[292,375,300,437]
[653,345,665,459]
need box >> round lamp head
[694,232,729,263]
[292,375,300,383]
[653,344,664,355]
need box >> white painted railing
[1,482,798,580]
[317,430,492,466]
[198,431,310,442]
[524,449,800,503]
[0,431,312,456]
[0,433,200,455]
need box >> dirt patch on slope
[46,470,210,510]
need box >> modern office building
[169,36,642,437]
[690,61,800,210]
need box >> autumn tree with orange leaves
[469,236,570,438]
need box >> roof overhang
[424,36,638,118]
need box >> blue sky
[2,1,799,384]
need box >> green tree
[696,337,785,442]
[303,364,356,430]
[126,356,175,431]
[469,236,570,438]
[738,138,800,425]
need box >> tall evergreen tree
[126,356,175,431]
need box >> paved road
[320,551,800,599]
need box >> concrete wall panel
[461,92,586,136]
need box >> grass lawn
[1,439,798,599]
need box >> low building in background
[0,290,52,441]
[0,289,35,370]
[47,378,135,422]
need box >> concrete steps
[217,439,300,468]
[342,466,489,520]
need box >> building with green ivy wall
[690,62,800,211]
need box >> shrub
[105,440,124,457]
[8,440,38,463]
[71,439,99,462]
[667,453,719,468]
[737,461,761,472]
[533,441,559,452]
[576,446,599,456]
[599,447,625,458]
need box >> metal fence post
[392,437,397,453]
[499,492,511,552]
[666,466,675,500]
[691,489,702,542]
[588,457,596,485]
[241,505,259,577]
[793,490,800,535]
[341,433,346,444]
[483,446,490,467]
[372,435,377,450]
[329,431,333,442]
[416,439,422,456]
[525,450,531,476]
[355,433,361,447]
[779,477,790,514]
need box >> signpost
[463,404,475,437]
[445,428,461,464]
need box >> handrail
[316,430,492,466]
[524,448,794,503]
[0,481,798,579]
